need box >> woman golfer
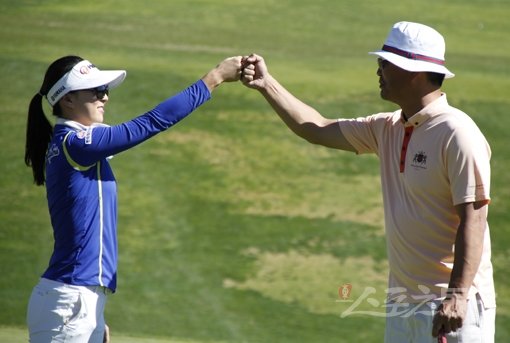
[25,55,242,342]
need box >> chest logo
[411,150,428,169]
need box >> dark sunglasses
[83,85,109,99]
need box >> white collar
[56,118,110,131]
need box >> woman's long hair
[25,56,83,185]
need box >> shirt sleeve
[337,112,396,155]
[65,79,211,167]
[446,117,491,205]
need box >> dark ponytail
[25,93,53,185]
[24,55,83,185]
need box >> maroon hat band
[382,45,445,66]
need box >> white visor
[47,60,126,106]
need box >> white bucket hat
[47,59,126,106]
[369,21,454,78]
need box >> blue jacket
[42,80,211,291]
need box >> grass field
[1,0,509,342]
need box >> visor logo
[50,85,66,102]
[79,63,96,75]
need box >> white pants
[384,294,496,343]
[27,278,109,343]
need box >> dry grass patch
[224,248,388,316]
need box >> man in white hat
[240,21,495,342]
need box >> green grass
[0,326,224,343]
[1,0,509,342]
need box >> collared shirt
[337,94,495,307]
[42,80,211,291]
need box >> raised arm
[241,54,355,152]
[202,56,243,92]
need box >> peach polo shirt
[338,94,495,307]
